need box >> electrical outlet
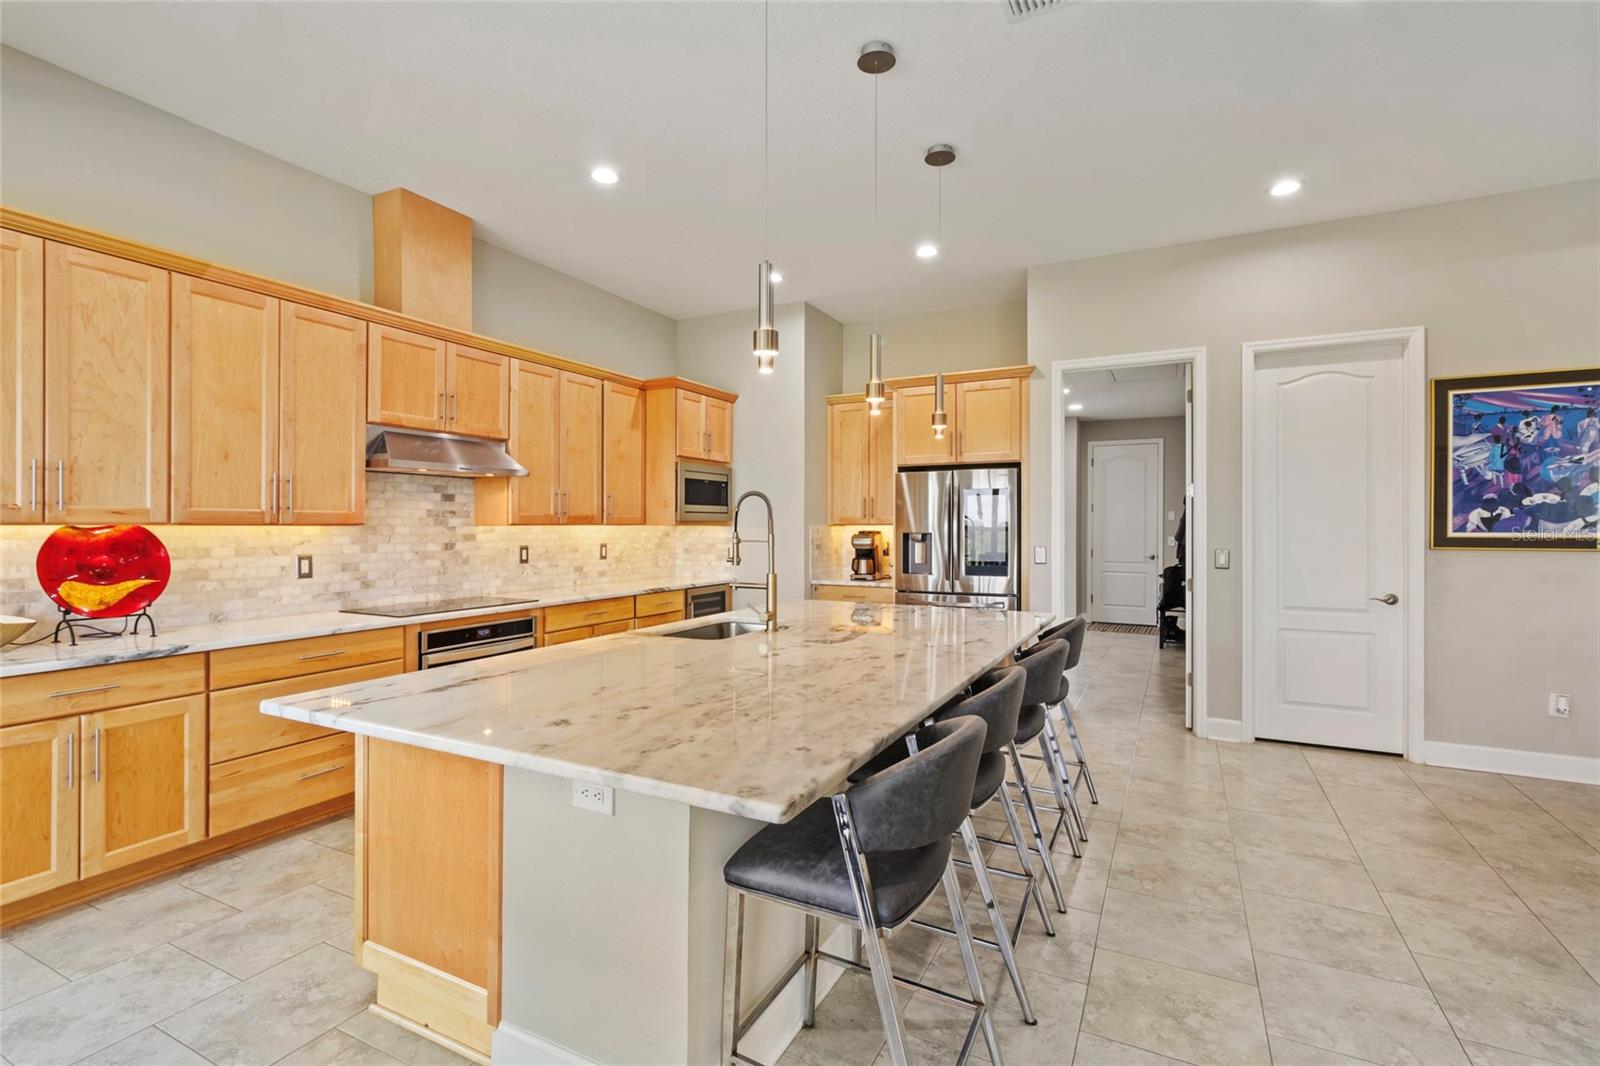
[296,555,314,579]
[1549,692,1571,719]
[599,543,608,560]
[518,545,529,564]
[571,780,614,815]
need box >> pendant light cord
[762,0,769,262]
[872,71,880,335]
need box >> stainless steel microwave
[677,461,732,521]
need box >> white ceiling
[3,2,1595,323]
[1061,364,1186,421]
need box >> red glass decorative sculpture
[36,525,171,619]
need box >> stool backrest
[1013,638,1069,706]
[847,716,985,855]
[936,666,1024,756]
[1037,615,1088,671]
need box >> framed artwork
[1430,367,1600,550]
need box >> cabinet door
[602,381,644,524]
[171,277,279,524]
[955,377,1023,462]
[894,385,955,466]
[281,303,367,524]
[703,396,733,464]
[869,401,896,524]
[446,344,509,440]
[507,361,560,524]
[0,718,79,905]
[368,324,446,430]
[675,389,705,459]
[828,401,869,524]
[43,243,169,524]
[559,372,603,524]
[80,695,206,876]
[1,229,44,524]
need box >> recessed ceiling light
[1268,177,1303,198]
[915,242,939,259]
[1067,402,1084,412]
[590,165,620,186]
[1061,387,1072,395]
[769,269,783,284]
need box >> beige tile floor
[0,816,471,1066]
[777,630,1600,1066]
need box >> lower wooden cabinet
[209,733,355,837]
[0,717,79,906]
[811,582,897,605]
[79,695,208,877]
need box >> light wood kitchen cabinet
[559,371,603,523]
[279,303,367,524]
[171,277,279,523]
[0,717,79,906]
[828,398,895,524]
[476,364,601,525]
[893,384,956,466]
[79,694,206,877]
[368,323,447,431]
[954,376,1024,462]
[602,381,645,524]
[209,733,354,838]
[675,389,732,463]
[869,402,895,523]
[445,344,509,439]
[44,242,169,524]
[1,228,44,524]
[642,379,738,524]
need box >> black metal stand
[51,608,157,647]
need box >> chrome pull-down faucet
[729,490,778,632]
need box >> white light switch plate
[1033,545,1047,564]
[1214,548,1231,569]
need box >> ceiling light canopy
[915,242,939,259]
[1269,177,1303,197]
[590,165,619,185]
[769,269,783,283]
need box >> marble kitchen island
[262,600,1051,1065]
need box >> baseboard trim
[1205,717,1243,742]
[491,1020,597,1065]
[1422,741,1600,785]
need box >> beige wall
[840,301,1027,387]
[1075,416,1187,608]
[1030,180,1600,758]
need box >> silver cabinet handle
[285,476,294,518]
[47,682,119,699]
[65,730,75,789]
[56,460,64,514]
[450,392,457,424]
[563,490,569,520]
[91,727,100,783]
[299,764,344,781]
[605,493,612,521]
[28,458,37,513]
[437,391,445,427]
[296,650,344,661]
[271,475,279,517]
[1370,593,1399,606]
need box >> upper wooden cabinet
[892,369,1027,467]
[445,344,509,440]
[44,242,170,524]
[893,385,956,466]
[675,387,732,463]
[1,228,44,524]
[368,324,447,431]
[279,303,367,525]
[602,381,645,525]
[641,380,738,524]
[828,400,896,525]
[868,402,895,524]
[558,371,603,524]
[476,364,600,525]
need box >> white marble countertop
[0,576,731,678]
[262,599,1051,823]
[810,577,895,588]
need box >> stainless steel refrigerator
[895,466,1021,609]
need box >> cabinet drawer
[811,583,897,604]
[2,655,205,727]
[635,609,686,629]
[543,596,633,633]
[209,629,403,688]
[209,733,354,836]
[592,619,633,637]
[543,626,592,646]
[210,660,402,764]
[634,590,685,617]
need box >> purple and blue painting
[1435,371,1599,548]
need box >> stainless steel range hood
[365,426,526,478]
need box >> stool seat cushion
[1014,703,1046,744]
[724,798,950,929]
[971,750,1006,809]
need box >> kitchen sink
[653,620,770,640]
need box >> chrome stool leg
[721,890,745,1065]
[959,817,1037,1023]
[802,915,819,1028]
[1057,697,1099,804]
[995,780,1056,937]
[943,860,1005,1066]
[1039,718,1089,846]
[835,797,911,1066]
[1007,743,1068,912]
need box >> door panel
[43,243,169,524]
[868,402,896,524]
[559,372,603,523]
[894,469,951,596]
[368,324,445,430]
[1090,442,1161,624]
[955,378,1022,462]
[952,466,1020,602]
[1,229,44,524]
[0,718,79,905]
[80,695,207,876]
[829,401,869,523]
[171,277,278,524]
[894,385,954,465]
[602,381,644,524]
[676,390,705,459]
[446,345,509,440]
[703,396,732,464]
[507,361,560,524]
[1253,343,1405,753]
[280,303,366,524]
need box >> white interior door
[1090,440,1162,625]
[1252,341,1405,752]
[1184,364,1195,728]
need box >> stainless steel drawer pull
[285,476,294,516]
[29,458,37,512]
[48,682,120,699]
[56,460,65,513]
[65,731,75,788]
[299,764,344,781]
[92,728,101,783]
[296,650,344,661]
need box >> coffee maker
[850,530,887,581]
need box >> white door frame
[1051,347,1208,737]
[1087,437,1165,624]
[1240,327,1427,759]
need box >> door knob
[1370,593,1399,606]
[1147,554,1157,560]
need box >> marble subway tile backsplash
[809,524,894,583]
[0,475,732,633]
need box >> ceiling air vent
[1004,0,1069,22]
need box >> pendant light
[859,41,894,413]
[925,144,955,439]
[752,1,778,373]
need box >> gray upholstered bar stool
[1015,637,1090,854]
[721,717,1002,1066]
[1008,638,1084,878]
[1035,616,1097,806]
